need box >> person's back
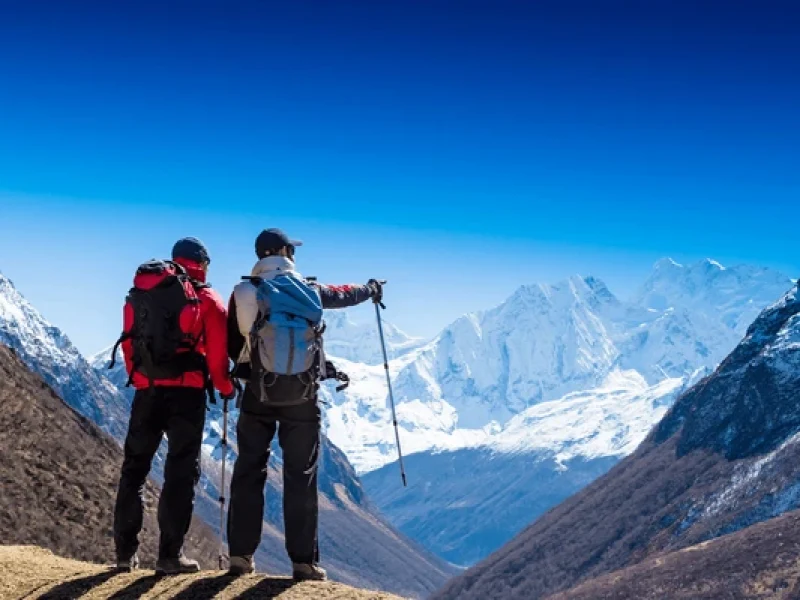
[225,228,383,579]
[112,237,234,574]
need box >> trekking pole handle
[371,279,388,310]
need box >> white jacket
[232,256,302,364]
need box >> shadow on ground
[32,571,298,600]
[1,546,400,600]
[38,571,120,599]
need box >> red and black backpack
[109,260,209,390]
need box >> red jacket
[122,258,234,396]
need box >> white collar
[250,256,300,279]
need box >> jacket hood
[174,258,207,283]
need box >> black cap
[255,228,303,258]
[172,237,211,264]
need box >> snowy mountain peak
[0,268,129,439]
[636,258,792,334]
[702,257,726,271]
[652,257,683,271]
[503,274,619,316]
[0,270,80,367]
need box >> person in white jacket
[225,228,382,580]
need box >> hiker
[112,237,236,574]
[226,228,383,580]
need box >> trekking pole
[217,391,232,570]
[373,286,407,487]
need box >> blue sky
[0,0,798,354]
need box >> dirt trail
[0,546,406,600]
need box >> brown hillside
[0,546,405,600]
[549,509,800,600]
[0,344,218,568]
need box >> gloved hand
[219,382,238,401]
[367,279,386,306]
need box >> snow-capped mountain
[0,272,130,439]
[436,280,800,600]
[636,257,791,335]
[323,260,792,475]
[0,270,454,597]
[334,259,793,566]
[491,370,687,459]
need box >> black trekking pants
[227,390,321,564]
[113,387,205,560]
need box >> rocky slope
[435,281,800,599]
[549,509,800,600]
[0,344,219,568]
[0,546,406,600]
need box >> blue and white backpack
[248,273,325,404]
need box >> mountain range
[435,279,800,599]
[327,259,791,471]
[315,258,793,565]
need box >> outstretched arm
[315,281,380,309]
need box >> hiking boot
[155,554,200,575]
[228,555,255,576]
[292,562,327,582]
[115,553,139,572]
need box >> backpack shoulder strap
[108,332,130,371]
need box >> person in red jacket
[113,237,235,574]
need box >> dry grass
[0,546,407,600]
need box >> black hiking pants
[114,387,206,560]
[227,387,321,565]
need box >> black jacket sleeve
[227,294,247,370]
[314,283,373,309]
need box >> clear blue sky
[0,0,798,354]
